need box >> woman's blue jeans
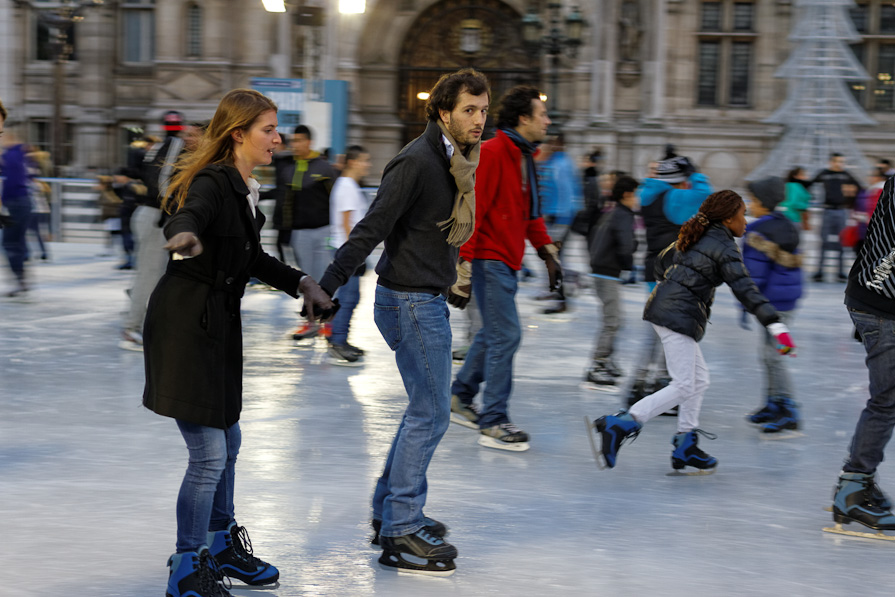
[371,286,452,537]
[175,420,241,553]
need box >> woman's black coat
[143,165,304,429]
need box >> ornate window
[696,1,755,107]
[186,3,202,58]
[850,2,895,111]
[122,0,155,64]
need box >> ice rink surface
[3,242,895,596]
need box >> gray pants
[817,208,847,277]
[760,310,794,398]
[290,226,330,281]
[123,206,168,332]
[592,277,621,360]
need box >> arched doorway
[398,0,539,145]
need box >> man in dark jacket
[318,68,490,576]
[269,125,336,340]
[585,175,638,389]
[447,85,560,452]
[828,177,895,535]
[811,152,861,282]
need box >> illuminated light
[417,92,430,100]
[539,93,548,103]
[339,0,366,14]
[262,0,287,12]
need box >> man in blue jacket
[626,149,712,407]
[743,176,803,434]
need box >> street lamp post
[522,1,585,125]
[35,0,103,177]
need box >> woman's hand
[164,232,203,258]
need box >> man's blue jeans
[451,259,521,429]
[330,273,360,346]
[175,420,240,553]
[372,286,452,537]
[845,309,895,474]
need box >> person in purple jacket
[0,102,34,297]
[743,176,803,434]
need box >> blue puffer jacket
[644,223,779,341]
[741,212,803,312]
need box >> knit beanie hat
[654,156,693,183]
[746,176,785,211]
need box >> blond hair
[163,89,277,212]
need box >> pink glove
[768,322,796,356]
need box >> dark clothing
[812,168,861,209]
[742,212,803,312]
[1,144,31,207]
[643,224,779,341]
[846,177,895,319]
[641,190,678,283]
[589,203,637,277]
[319,121,460,297]
[142,165,305,429]
[268,152,335,230]
[141,134,184,210]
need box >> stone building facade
[3,0,894,186]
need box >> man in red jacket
[447,85,562,451]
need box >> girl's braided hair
[676,189,744,252]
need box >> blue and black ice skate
[584,410,641,469]
[668,429,718,476]
[824,472,895,540]
[207,522,279,588]
[166,547,231,597]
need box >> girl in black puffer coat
[588,190,797,473]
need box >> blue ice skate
[747,399,780,425]
[587,411,642,469]
[166,547,231,597]
[761,397,800,434]
[831,472,895,531]
[670,429,718,475]
[207,522,279,587]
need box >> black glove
[536,243,563,292]
[298,276,340,322]
[164,232,203,258]
[447,259,472,309]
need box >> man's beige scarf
[436,120,481,247]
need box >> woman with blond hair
[142,89,335,597]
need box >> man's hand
[447,259,472,309]
[536,243,563,292]
[164,232,203,258]
[299,276,340,322]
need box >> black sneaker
[329,343,364,367]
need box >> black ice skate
[667,430,718,476]
[371,517,448,546]
[450,395,481,430]
[379,528,458,576]
[582,362,620,394]
[824,472,895,540]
